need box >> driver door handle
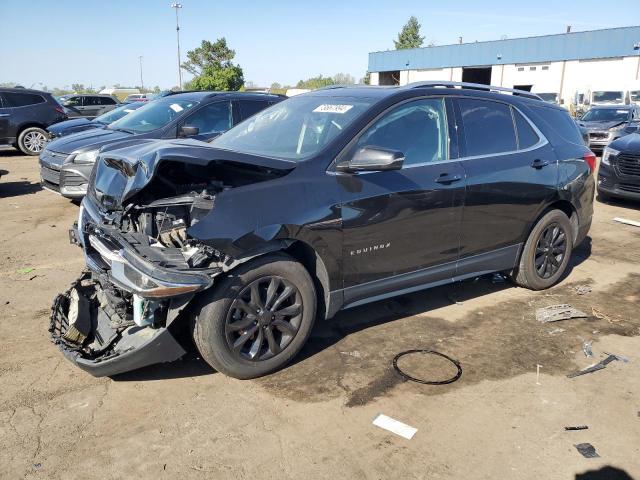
[531,159,550,169]
[435,173,462,184]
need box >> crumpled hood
[90,139,297,211]
[45,127,132,154]
[577,120,624,131]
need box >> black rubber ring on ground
[392,349,463,385]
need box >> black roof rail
[406,81,543,101]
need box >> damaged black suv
[50,82,595,379]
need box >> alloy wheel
[23,131,47,153]
[534,222,567,279]
[225,276,303,362]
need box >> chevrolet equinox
[50,82,595,379]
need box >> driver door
[337,97,465,305]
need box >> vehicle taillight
[584,151,596,173]
[55,106,65,114]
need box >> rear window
[533,105,584,146]
[237,100,270,121]
[458,98,517,156]
[4,92,46,107]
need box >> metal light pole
[139,55,144,91]
[171,3,183,90]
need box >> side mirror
[179,125,199,137]
[336,146,404,173]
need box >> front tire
[17,127,48,155]
[511,210,573,290]
[192,252,317,379]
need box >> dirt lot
[1,150,639,480]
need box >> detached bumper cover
[49,274,186,377]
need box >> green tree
[333,73,355,85]
[296,75,335,89]
[360,72,371,85]
[182,38,244,91]
[71,83,85,92]
[394,16,424,49]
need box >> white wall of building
[370,55,640,105]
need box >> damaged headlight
[602,147,619,165]
[72,149,99,164]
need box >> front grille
[40,164,61,185]
[617,154,640,177]
[589,132,608,140]
[61,170,86,187]
[619,183,640,193]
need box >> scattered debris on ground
[582,341,593,358]
[392,349,462,385]
[565,425,589,431]
[536,304,588,323]
[574,443,600,458]
[547,327,566,335]
[372,414,417,440]
[339,351,361,358]
[613,217,640,228]
[574,285,592,295]
[567,352,630,378]
[15,267,34,274]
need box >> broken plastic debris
[613,217,640,228]
[16,267,34,274]
[567,353,629,378]
[565,425,589,431]
[339,351,361,358]
[582,341,593,358]
[372,414,417,440]
[574,443,600,458]
[536,304,587,323]
[574,285,592,295]
[547,328,565,335]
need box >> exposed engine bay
[50,146,296,376]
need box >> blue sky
[0,0,638,89]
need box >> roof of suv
[588,104,635,110]
[162,91,286,102]
[0,87,54,96]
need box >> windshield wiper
[109,127,136,134]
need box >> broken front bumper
[49,273,188,377]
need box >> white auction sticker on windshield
[170,104,184,112]
[313,104,353,114]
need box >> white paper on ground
[372,414,417,439]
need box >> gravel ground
[1,150,639,480]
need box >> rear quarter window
[530,105,583,146]
[4,92,46,107]
[458,98,517,156]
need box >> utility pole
[171,3,183,90]
[139,55,144,91]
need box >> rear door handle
[435,173,462,184]
[531,159,550,169]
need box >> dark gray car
[59,94,121,119]
[39,91,283,198]
[576,105,640,151]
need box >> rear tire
[511,210,573,290]
[192,252,316,379]
[17,127,48,155]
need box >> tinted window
[63,96,83,107]
[182,101,231,134]
[238,100,270,121]
[354,98,448,166]
[582,108,630,122]
[4,92,46,107]
[109,98,198,134]
[98,96,117,105]
[534,106,584,146]
[513,109,539,149]
[458,98,516,156]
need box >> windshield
[93,103,143,124]
[582,108,630,122]
[592,91,623,103]
[108,98,197,133]
[212,95,375,160]
[537,93,558,102]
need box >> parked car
[536,93,559,104]
[597,134,640,201]
[40,91,283,198]
[47,102,144,139]
[123,94,150,103]
[0,88,67,155]
[58,94,120,118]
[576,105,640,151]
[49,82,595,379]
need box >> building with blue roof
[368,26,640,109]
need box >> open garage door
[462,67,492,85]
